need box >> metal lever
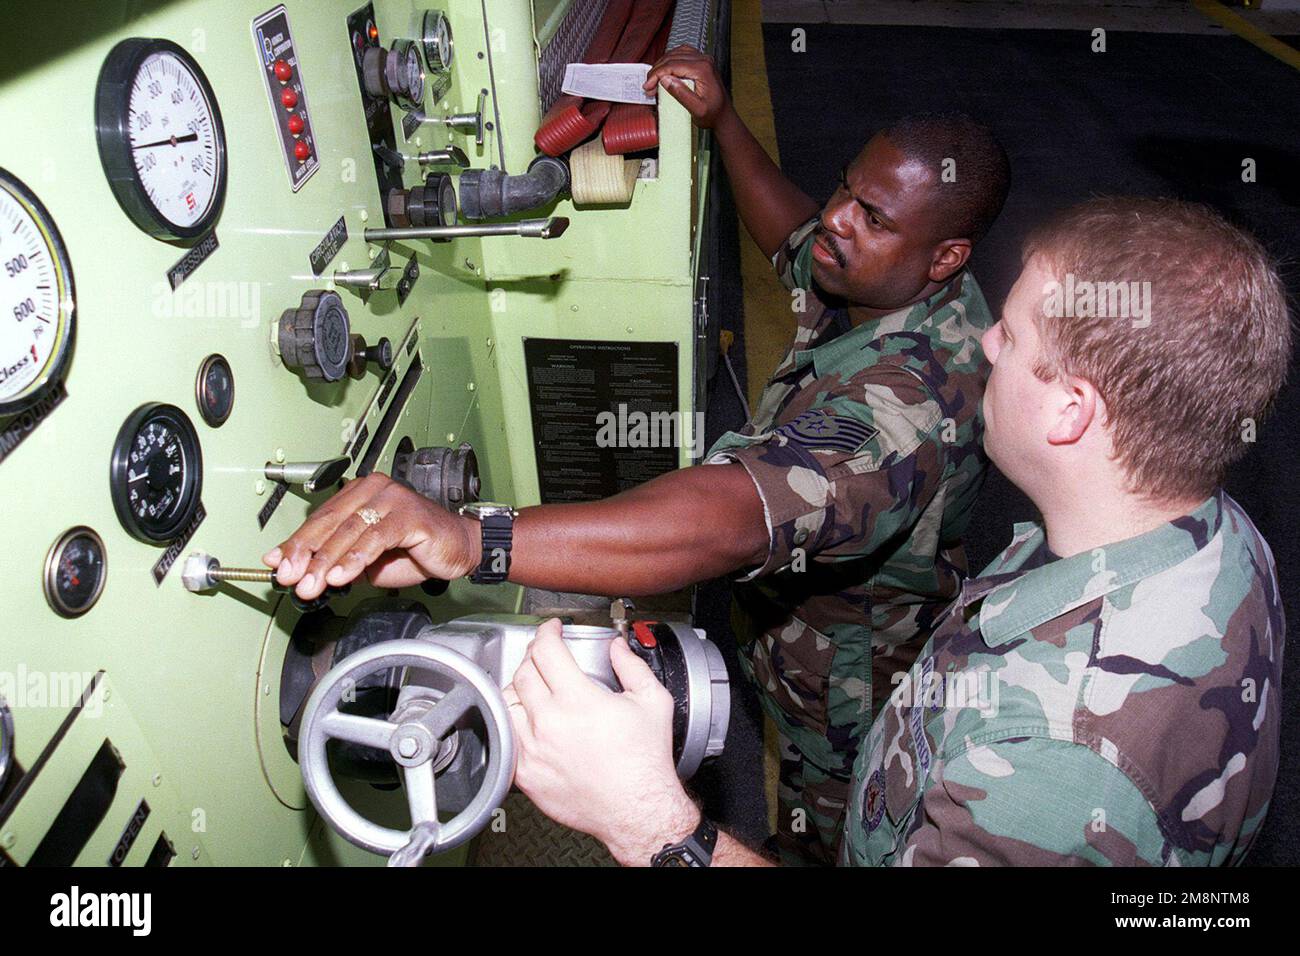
[264,456,351,493]
[364,217,568,242]
[180,552,350,611]
[444,89,486,146]
[415,145,469,168]
[334,246,400,292]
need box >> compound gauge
[0,169,75,417]
[95,38,228,242]
[110,402,203,543]
[44,527,107,618]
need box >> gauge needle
[133,132,200,150]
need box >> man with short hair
[265,53,1011,865]
[504,197,1289,866]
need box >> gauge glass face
[401,45,424,103]
[111,404,202,542]
[128,50,222,231]
[128,416,191,526]
[46,528,107,617]
[0,173,74,413]
[424,10,453,71]
[197,354,233,426]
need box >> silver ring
[357,507,382,527]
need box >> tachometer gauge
[44,527,107,618]
[0,169,75,417]
[95,38,228,242]
[110,402,203,543]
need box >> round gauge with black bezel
[95,38,228,242]
[110,402,203,543]
[195,353,234,427]
[0,169,75,417]
[44,527,107,618]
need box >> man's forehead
[847,137,937,223]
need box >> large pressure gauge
[0,170,75,417]
[95,38,228,242]
[110,402,203,543]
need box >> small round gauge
[0,169,76,417]
[388,40,425,110]
[422,10,454,73]
[0,700,12,791]
[195,353,234,427]
[95,38,228,242]
[110,402,203,543]
[44,527,108,618]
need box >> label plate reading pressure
[524,339,680,503]
[252,5,320,192]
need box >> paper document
[561,63,656,105]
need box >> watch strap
[469,511,514,584]
[651,816,717,867]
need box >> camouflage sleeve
[896,738,1168,866]
[772,217,819,292]
[705,365,946,581]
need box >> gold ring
[357,507,382,527]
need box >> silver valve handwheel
[297,640,514,866]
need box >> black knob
[347,335,393,379]
[278,290,352,382]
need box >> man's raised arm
[645,46,820,258]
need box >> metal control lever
[363,217,568,242]
[415,145,469,168]
[334,246,400,292]
[180,552,350,611]
[443,89,486,145]
[264,456,351,493]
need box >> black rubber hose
[458,155,570,220]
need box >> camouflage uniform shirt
[703,218,993,860]
[843,490,1285,866]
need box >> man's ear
[929,238,972,283]
[1046,375,1098,446]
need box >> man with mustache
[504,197,1289,867]
[265,50,1009,865]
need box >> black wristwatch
[651,816,717,867]
[459,502,517,584]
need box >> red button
[294,140,311,162]
[280,87,299,110]
[273,59,292,82]
[287,114,305,136]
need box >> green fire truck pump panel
[0,0,724,867]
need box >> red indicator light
[280,87,299,110]
[287,114,305,136]
[367,22,378,40]
[274,59,292,82]
[294,140,311,162]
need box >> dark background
[695,21,1299,864]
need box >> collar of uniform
[974,491,1225,647]
[786,273,966,378]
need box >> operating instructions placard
[524,338,680,503]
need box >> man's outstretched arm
[645,46,820,259]
[263,463,769,601]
